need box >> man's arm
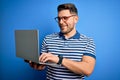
[62,55,96,76]
[39,53,96,76]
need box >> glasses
[54,15,76,22]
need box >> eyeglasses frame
[54,15,76,22]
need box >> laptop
[15,30,56,66]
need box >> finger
[29,62,34,67]
[34,63,37,69]
[29,62,37,68]
[39,53,47,62]
[42,57,49,63]
[37,64,46,70]
[29,60,32,63]
[39,53,45,61]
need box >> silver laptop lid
[15,30,39,63]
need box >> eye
[58,17,61,21]
[63,17,69,20]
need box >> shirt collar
[59,31,80,40]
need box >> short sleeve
[84,38,96,59]
[41,37,48,53]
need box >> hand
[29,61,45,70]
[39,53,59,64]
[24,60,45,70]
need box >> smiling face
[58,10,78,36]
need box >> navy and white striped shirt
[41,31,96,80]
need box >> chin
[61,31,68,34]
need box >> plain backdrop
[0,0,120,80]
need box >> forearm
[39,53,95,76]
[62,58,95,76]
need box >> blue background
[0,0,120,80]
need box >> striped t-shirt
[41,31,96,80]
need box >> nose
[59,18,64,24]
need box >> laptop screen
[15,30,40,63]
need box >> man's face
[58,10,78,34]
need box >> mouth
[60,25,67,30]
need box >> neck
[64,28,76,39]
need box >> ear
[74,15,79,24]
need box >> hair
[57,3,78,15]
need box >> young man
[29,3,96,80]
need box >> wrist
[57,55,63,65]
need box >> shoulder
[80,34,94,41]
[79,34,95,46]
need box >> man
[28,3,96,80]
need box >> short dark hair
[57,3,78,15]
